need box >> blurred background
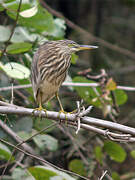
[0,0,135,179]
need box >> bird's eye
[68,43,77,48]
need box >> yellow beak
[79,45,98,50]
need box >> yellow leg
[55,92,77,114]
[33,99,47,117]
[55,92,64,113]
[55,92,68,125]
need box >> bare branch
[0,102,135,142]
[0,82,135,92]
[99,170,108,180]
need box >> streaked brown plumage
[31,40,98,111]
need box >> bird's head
[54,40,98,55]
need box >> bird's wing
[31,49,41,100]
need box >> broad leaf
[0,142,14,161]
[73,76,128,107]
[104,141,127,163]
[7,42,32,54]
[73,76,102,107]
[28,166,75,180]
[114,89,128,105]
[68,159,86,176]
[12,168,34,180]
[6,4,55,33]
[13,116,33,133]
[71,53,78,64]
[0,25,11,42]
[49,18,66,38]
[112,172,121,180]
[130,150,135,159]
[33,134,58,151]
[94,146,103,164]
[11,26,41,42]
[20,5,38,18]
[0,62,30,79]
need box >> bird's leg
[55,92,77,114]
[33,94,48,117]
[55,92,65,113]
[55,92,68,124]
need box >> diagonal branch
[0,0,22,59]
[0,138,90,180]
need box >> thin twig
[99,170,108,180]
[58,125,89,165]
[0,121,59,179]
[0,138,90,180]
[0,82,135,92]
[0,0,22,59]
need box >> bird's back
[31,41,71,104]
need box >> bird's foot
[58,109,68,124]
[69,109,77,114]
[32,106,48,118]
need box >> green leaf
[94,146,103,164]
[7,42,32,54]
[3,0,16,3]
[28,166,75,180]
[114,89,128,105]
[12,168,34,180]
[6,4,55,33]
[112,172,121,180]
[13,116,33,133]
[33,134,58,151]
[130,150,135,159]
[34,118,55,132]
[19,5,38,18]
[17,131,31,141]
[104,141,127,163]
[68,159,86,176]
[0,62,30,79]
[0,142,14,161]
[0,5,4,12]
[73,76,128,107]
[49,18,66,38]
[11,27,41,43]
[28,166,57,180]
[71,53,78,64]
[0,25,11,42]
[73,76,102,107]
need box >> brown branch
[39,0,135,59]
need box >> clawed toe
[32,106,48,117]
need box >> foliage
[0,0,134,179]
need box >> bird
[31,40,98,112]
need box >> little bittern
[31,40,98,112]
